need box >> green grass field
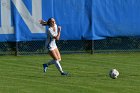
[0,53,140,93]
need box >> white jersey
[46,24,58,50]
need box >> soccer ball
[109,69,119,79]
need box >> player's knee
[53,57,61,61]
[58,58,61,61]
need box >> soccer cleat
[43,64,48,73]
[61,72,68,76]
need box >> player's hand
[58,26,61,32]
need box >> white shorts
[47,43,57,51]
[49,46,57,51]
[46,39,57,51]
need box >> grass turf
[0,53,140,93]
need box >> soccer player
[39,18,68,76]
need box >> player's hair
[47,18,54,26]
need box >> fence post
[15,41,18,56]
[91,40,94,54]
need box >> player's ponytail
[39,20,48,26]
[40,17,54,26]
[47,18,53,26]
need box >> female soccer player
[39,18,68,76]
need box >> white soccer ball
[109,69,119,79]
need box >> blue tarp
[93,0,140,39]
[0,0,140,41]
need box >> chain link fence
[0,37,140,55]
[94,37,140,53]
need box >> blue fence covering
[0,0,140,41]
[93,0,140,40]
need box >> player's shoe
[43,64,48,73]
[61,72,68,76]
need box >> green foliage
[0,53,140,93]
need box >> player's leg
[46,59,55,66]
[43,47,68,75]
[53,48,68,75]
[49,50,58,60]
[49,49,66,74]
[43,47,58,72]
[54,48,61,61]
[43,50,58,72]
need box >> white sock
[47,60,55,66]
[54,60,64,73]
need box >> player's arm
[54,26,61,40]
[49,26,61,40]
[39,20,47,26]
